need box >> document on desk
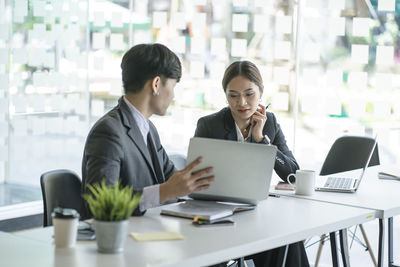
[378,168,400,180]
[161,200,255,222]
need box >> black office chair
[314,135,379,267]
[320,135,379,176]
[40,169,82,227]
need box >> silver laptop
[186,137,277,205]
[315,136,378,193]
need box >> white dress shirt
[123,96,161,211]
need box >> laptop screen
[186,137,277,205]
[355,135,378,189]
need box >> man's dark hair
[121,43,182,94]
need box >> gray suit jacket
[81,97,175,217]
[195,107,299,182]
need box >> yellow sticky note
[130,232,184,242]
[351,44,369,64]
[378,0,395,11]
[352,18,370,37]
[376,46,394,65]
[232,14,248,32]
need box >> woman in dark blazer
[194,61,309,267]
[195,107,299,181]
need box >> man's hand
[160,157,214,203]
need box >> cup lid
[52,207,80,219]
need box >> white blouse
[234,122,271,143]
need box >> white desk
[271,166,400,267]
[7,196,375,267]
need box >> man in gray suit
[82,43,214,217]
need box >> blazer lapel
[223,108,238,141]
[118,98,157,181]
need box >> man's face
[150,78,177,116]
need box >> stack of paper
[378,168,400,180]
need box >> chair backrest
[319,135,380,176]
[40,169,82,227]
[169,153,187,170]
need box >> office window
[1,0,399,187]
[296,0,400,168]
[3,0,89,184]
[146,0,297,154]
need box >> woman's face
[225,76,262,121]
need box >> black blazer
[194,107,299,182]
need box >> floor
[235,216,400,267]
[306,217,400,267]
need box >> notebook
[161,200,255,222]
[378,168,400,180]
[185,137,277,205]
[315,136,378,193]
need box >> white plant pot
[94,219,129,253]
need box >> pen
[268,193,280,198]
[193,216,205,222]
[266,103,271,110]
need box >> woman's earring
[153,91,159,96]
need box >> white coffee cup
[52,208,79,248]
[287,170,316,196]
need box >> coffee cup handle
[287,173,296,186]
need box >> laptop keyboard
[324,177,353,189]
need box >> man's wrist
[159,183,172,203]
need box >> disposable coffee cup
[52,207,80,248]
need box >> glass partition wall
[296,0,400,169]
[1,0,89,184]
[0,0,398,186]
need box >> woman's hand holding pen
[251,103,268,142]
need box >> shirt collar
[234,122,252,143]
[123,96,150,144]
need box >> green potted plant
[84,180,141,253]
